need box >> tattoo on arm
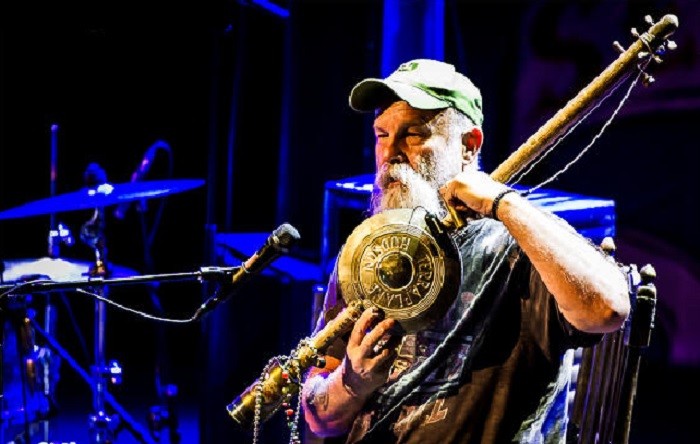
[315,390,329,411]
[305,378,330,412]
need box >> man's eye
[406,132,425,142]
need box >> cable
[74,288,197,324]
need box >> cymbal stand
[81,204,120,443]
[40,122,68,442]
[49,123,59,259]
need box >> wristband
[491,189,518,221]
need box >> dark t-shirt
[313,218,602,444]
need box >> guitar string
[509,66,646,193]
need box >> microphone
[194,223,301,320]
[114,140,168,219]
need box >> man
[300,59,630,443]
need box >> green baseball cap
[349,59,483,126]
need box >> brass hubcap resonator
[337,208,462,333]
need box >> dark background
[1,0,699,443]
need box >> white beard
[371,162,447,217]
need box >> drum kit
[0,176,204,444]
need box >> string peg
[612,41,626,54]
[644,15,654,25]
[637,51,650,59]
[600,237,617,256]
[666,40,677,51]
[631,27,640,38]
[640,263,657,283]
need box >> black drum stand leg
[30,319,157,444]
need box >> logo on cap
[397,62,420,72]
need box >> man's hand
[342,307,401,398]
[440,170,511,217]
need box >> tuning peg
[652,55,663,64]
[667,40,677,50]
[637,51,650,59]
[644,15,654,25]
[642,73,655,87]
[639,263,657,283]
[612,41,626,54]
[631,27,640,38]
[600,237,616,256]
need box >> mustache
[370,161,445,216]
[375,163,419,188]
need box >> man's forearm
[497,192,630,333]
[302,361,368,437]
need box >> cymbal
[0,178,205,220]
[1,257,139,283]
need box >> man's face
[371,101,463,216]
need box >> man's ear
[462,127,483,164]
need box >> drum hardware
[146,384,181,444]
[0,151,205,440]
[82,205,118,443]
[48,222,75,259]
[48,161,125,444]
[28,317,155,444]
[0,125,203,441]
[1,293,55,442]
[48,123,64,260]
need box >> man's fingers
[348,307,381,347]
[359,318,397,354]
[374,347,397,368]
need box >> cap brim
[349,79,450,113]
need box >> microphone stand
[80,201,115,444]
[0,266,240,295]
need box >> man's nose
[388,154,407,164]
[379,137,407,164]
